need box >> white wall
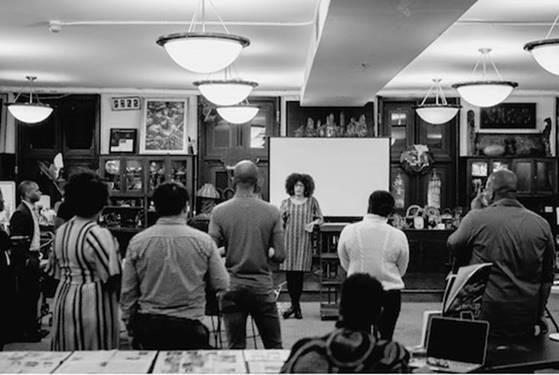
[100,93,198,155]
[459,95,556,156]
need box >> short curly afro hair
[285,173,315,197]
[64,170,108,218]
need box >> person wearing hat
[280,273,410,373]
[209,160,286,349]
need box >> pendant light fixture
[524,14,559,76]
[452,48,518,108]
[157,0,249,74]
[6,76,53,124]
[193,66,258,106]
[414,79,461,124]
[217,101,259,124]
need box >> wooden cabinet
[390,164,455,210]
[19,94,98,157]
[199,96,279,201]
[17,94,100,202]
[512,158,555,195]
[317,223,347,321]
[202,97,278,160]
[99,155,195,228]
[463,157,556,201]
[380,98,459,210]
[381,99,457,162]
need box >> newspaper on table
[98,351,157,373]
[54,350,156,374]
[0,351,71,374]
[153,350,246,373]
[243,349,290,362]
[443,262,492,319]
[244,349,290,374]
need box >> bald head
[487,169,517,200]
[233,160,258,188]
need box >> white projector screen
[269,138,390,218]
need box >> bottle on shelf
[392,171,406,209]
[427,169,441,209]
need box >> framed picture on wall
[0,181,16,227]
[109,128,137,153]
[140,99,188,154]
[286,101,375,137]
[480,103,536,130]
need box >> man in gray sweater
[209,160,286,349]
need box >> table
[479,336,559,373]
[0,349,291,374]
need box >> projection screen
[269,137,390,218]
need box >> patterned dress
[280,197,323,271]
[48,217,121,351]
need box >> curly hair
[285,173,315,197]
[64,170,108,218]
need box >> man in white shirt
[337,190,409,340]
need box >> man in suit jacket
[9,180,43,342]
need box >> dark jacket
[281,328,410,373]
[10,202,35,239]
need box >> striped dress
[280,197,323,271]
[48,217,122,351]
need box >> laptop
[425,316,489,373]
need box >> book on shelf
[442,262,493,320]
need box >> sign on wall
[111,96,141,111]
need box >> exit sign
[111,96,141,111]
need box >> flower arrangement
[400,144,434,175]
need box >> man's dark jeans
[220,287,282,349]
[132,313,211,350]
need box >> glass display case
[125,159,143,194]
[465,157,556,200]
[170,159,188,186]
[148,159,166,194]
[99,155,194,229]
[102,159,121,193]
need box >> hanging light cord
[188,0,231,34]
[420,79,448,106]
[471,49,503,81]
[544,14,559,39]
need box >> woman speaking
[280,173,323,319]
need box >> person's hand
[470,189,488,210]
[268,248,275,258]
[304,221,316,233]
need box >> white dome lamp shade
[157,32,249,74]
[7,76,53,124]
[157,0,250,74]
[451,48,518,108]
[414,79,461,125]
[194,78,258,106]
[524,14,559,75]
[217,104,259,124]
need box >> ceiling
[1,0,559,105]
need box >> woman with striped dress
[48,171,121,350]
[280,173,323,319]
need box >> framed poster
[140,99,188,154]
[109,128,136,153]
[480,103,536,130]
[0,181,16,225]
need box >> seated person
[281,273,410,373]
